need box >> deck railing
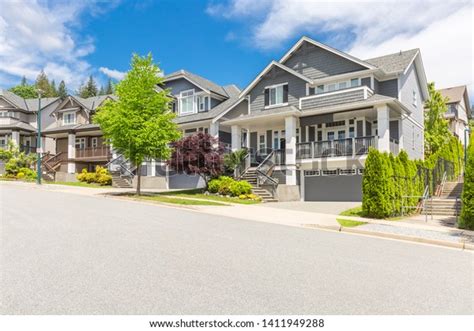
[75,146,111,159]
[296,136,376,159]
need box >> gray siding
[219,130,231,144]
[399,63,424,125]
[361,77,371,88]
[249,66,307,113]
[164,78,203,96]
[402,119,423,159]
[211,97,221,109]
[376,79,398,98]
[300,88,370,110]
[283,42,366,79]
[224,100,248,120]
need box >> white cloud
[0,0,119,89]
[209,0,473,98]
[99,67,126,80]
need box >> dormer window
[179,89,195,115]
[63,111,76,125]
[265,83,288,107]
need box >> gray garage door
[304,173,362,201]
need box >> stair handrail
[436,171,447,197]
[236,151,251,179]
[106,154,135,179]
[254,151,279,196]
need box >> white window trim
[265,82,288,108]
[178,89,196,116]
[91,137,98,148]
[63,111,77,125]
[75,137,86,149]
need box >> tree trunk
[136,163,141,196]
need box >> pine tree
[78,75,98,98]
[105,79,114,95]
[98,86,105,96]
[35,70,52,97]
[20,76,27,86]
[58,80,68,98]
[50,80,58,97]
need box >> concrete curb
[305,224,474,251]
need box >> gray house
[219,36,428,201]
[437,85,471,145]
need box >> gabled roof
[239,61,313,98]
[0,89,59,111]
[364,49,420,74]
[164,70,229,97]
[438,85,468,104]
[280,36,376,70]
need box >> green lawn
[130,194,227,206]
[339,205,365,217]
[156,189,261,205]
[336,218,367,227]
[46,181,107,188]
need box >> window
[327,131,335,141]
[316,85,324,94]
[349,127,355,138]
[304,170,320,176]
[308,87,315,95]
[0,111,7,117]
[326,120,345,128]
[273,131,279,149]
[179,90,195,115]
[350,78,360,87]
[296,128,300,144]
[198,96,208,112]
[328,84,336,92]
[91,137,98,148]
[412,90,417,107]
[75,138,86,149]
[317,131,322,141]
[259,134,266,151]
[0,137,6,146]
[63,111,76,125]
[265,83,288,106]
[338,82,347,89]
[338,130,346,139]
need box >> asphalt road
[1,183,473,314]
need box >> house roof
[0,89,59,112]
[438,85,467,104]
[74,95,116,110]
[164,70,229,97]
[364,49,420,74]
[0,119,37,132]
[238,61,313,98]
[174,85,242,125]
[42,123,101,134]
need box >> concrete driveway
[261,201,361,215]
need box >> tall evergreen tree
[57,80,68,98]
[20,76,27,86]
[460,132,474,229]
[35,70,52,97]
[78,75,98,98]
[105,79,114,95]
[50,80,58,97]
[98,86,106,96]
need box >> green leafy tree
[424,82,451,156]
[8,84,37,98]
[57,80,68,98]
[78,75,98,98]
[94,53,180,195]
[459,132,474,229]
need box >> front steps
[424,181,463,216]
[240,167,278,203]
[111,171,133,188]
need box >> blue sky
[0,0,472,96]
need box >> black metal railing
[296,136,376,159]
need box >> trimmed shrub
[459,133,474,229]
[217,176,234,196]
[229,180,252,196]
[207,178,220,193]
[76,166,112,186]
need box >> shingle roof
[0,119,36,132]
[165,70,229,97]
[364,49,419,74]
[174,84,242,124]
[24,97,60,111]
[42,123,101,134]
[0,89,59,111]
[438,85,466,104]
[75,95,116,110]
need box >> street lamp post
[36,91,42,185]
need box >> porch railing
[75,146,111,159]
[296,136,376,159]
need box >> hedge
[207,176,252,197]
[459,133,473,229]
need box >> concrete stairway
[110,171,133,188]
[425,181,463,216]
[240,167,278,203]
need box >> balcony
[299,86,373,111]
[75,146,111,160]
[296,136,376,159]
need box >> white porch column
[231,125,241,151]
[376,105,390,153]
[11,130,20,146]
[67,132,76,173]
[151,159,156,176]
[209,122,219,139]
[285,116,297,185]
